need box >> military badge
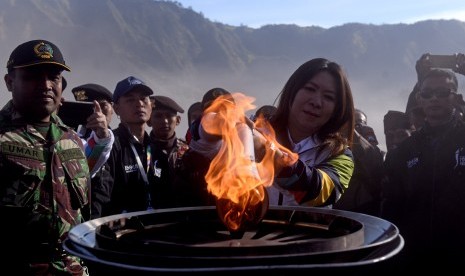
[34,42,54,59]
[73,90,88,101]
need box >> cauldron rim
[65,206,404,272]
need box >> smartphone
[428,54,457,69]
[57,101,94,130]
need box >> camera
[428,54,457,69]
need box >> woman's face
[288,71,337,141]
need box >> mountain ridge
[1,0,464,150]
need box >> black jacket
[83,161,112,220]
[148,131,189,208]
[382,118,465,265]
[100,124,152,215]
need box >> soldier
[147,95,189,208]
[72,83,115,219]
[0,40,98,274]
[72,83,114,131]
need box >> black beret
[7,40,70,71]
[152,95,184,113]
[72,83,113,103]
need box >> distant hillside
[1,0,465,150]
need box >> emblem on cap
[73,90,88,101]
[128,78,143,85]
[34,42,54,59]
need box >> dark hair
[201,87,231,110]
[271,58,354,156]
[187,101,202,123]
[254,105,277,121]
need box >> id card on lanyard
[129,141,153,210]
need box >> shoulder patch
[58,148,85,161]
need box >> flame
[202,93,298,233]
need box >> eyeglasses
[419,88,456,99]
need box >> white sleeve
[86,130,115,178]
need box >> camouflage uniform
[0,101,89,275]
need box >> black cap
[113,76,153,103]
[7,40,70,71]
[72,83,113,103]
[152,95,184,113]
[201,87,232,110]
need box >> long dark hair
[271,58,354,157]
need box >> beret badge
[34,42,54,59]
[73,90,88,101]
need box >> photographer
[382,54,465,269]
[406,53,465,129]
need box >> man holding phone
[58,88,114,178]
[405,52,465,129]
[382,56,465,269]
[71,83,116,219]
[72,83,114,135]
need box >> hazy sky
[176,0,465,28]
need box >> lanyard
[129,142,153,210]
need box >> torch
[215,122,269,238]
[201,92,297,238]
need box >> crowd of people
[1,39,465,274]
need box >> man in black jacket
[147,95,189,208]
[93,76,154,216]
[382,58,465,270]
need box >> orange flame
[202,92,298,232]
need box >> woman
[261,58,355,207]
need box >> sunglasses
[419,88,456,99]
